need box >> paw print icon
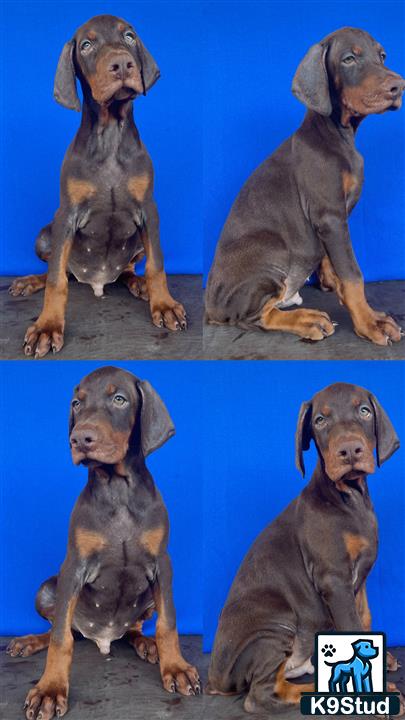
[321,644,336,659]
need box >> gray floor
[204,281,405,360]
[1,637,404,719]
[0,275,203,360]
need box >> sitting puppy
[207,382,403,714]
[205,28,405,346]
[11,15,187,358]
[7,367,200,719]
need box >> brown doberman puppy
[7,367,200,719]
[205,28,405,346]
[207,383,403,714]
[10,15,187,358]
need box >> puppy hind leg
[9,224,53,297]
[245,657,314,714]
[6,576,58,657]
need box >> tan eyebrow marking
[106,383,117,396]
[77,389,87,400]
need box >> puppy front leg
[24,556,83,720]
[142,199,187,331]
[24,210,73,358]
[318,215,401,345]
[153,552,200,696]
[318,572,363,631]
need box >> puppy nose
[336,439,364,463]
[109,54,135,81]
[386,76,405,96]
[70,427,98,451]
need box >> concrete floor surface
[204,281,405,360]
[0,275,203,360]
[1,637,404,719]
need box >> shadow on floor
[204,281,405,360]
[1,636,404,719]
[0,275,203,360]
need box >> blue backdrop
[0,361,202,636]
[0,1,202,275]
[203,0,405,283]
[202,361,405,651]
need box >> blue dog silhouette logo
[325,639,379,693]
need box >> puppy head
[69,366,174,466]
[54,14,160,110]
[295,382,399,483]
[292,27,404,122]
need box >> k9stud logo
[300,632,401,715]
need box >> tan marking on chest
[128,174,150,203]
[342,171,358,197]
[343,532,369,561]
[67,178,97,205]
[140,526,165,556]
[75,528,107,558]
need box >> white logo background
[316,633,384,693]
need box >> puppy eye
[380,51,386,63]
[124,31,136,45]
[314,415,326,427]
[113,394,128,407]
[359,405,371,418]
[342,55,356,65]
[72,399,81,410]
[80,40,92,53]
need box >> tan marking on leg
[128,174,150,203]
[340,279,401,345]
[128,622,159,664]
[274,661,314,703]
[38,240,72,327]
[9,273,47,297]
[355,585,371,631]
[386,651,399,672]
[343,532,369,561]
[342,171,358,196]
[34,597,77,695]
[140,526,165,556]
[260,306,335,340]
[119,264,149,301]
[7,631,51,657]
[67,179,96,205]
[154,586,199,693]
[318,256,342,296]
[75,528,107,558]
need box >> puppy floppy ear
[369,393,400,466]
[54,40,81,111]
[295,401,313,476]
[292,42,332,116]
[135,37,160,95]
[136,380,175,457]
